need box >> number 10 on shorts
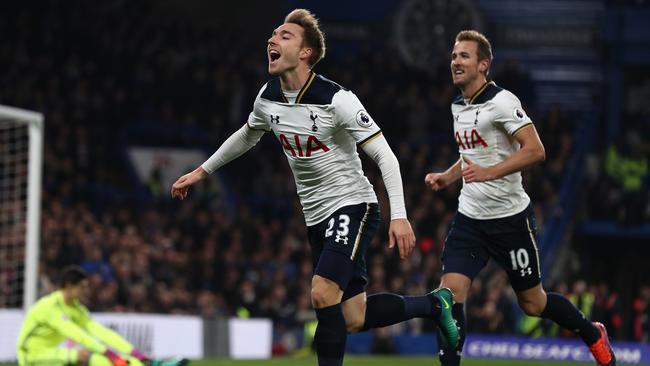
[509,248,532,277]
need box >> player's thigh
[20,348,79,366]
[441,211,490,289]
[485,204,542,292]
[308,203,380,303]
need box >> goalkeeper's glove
[104,349,128,366]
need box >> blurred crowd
[585,56,650,225]
[585,128,650,226]
[1,0,648,355]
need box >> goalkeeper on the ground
[16,266,184,366]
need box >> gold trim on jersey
[350,203,371,260]
[295,71,316,104]
[358,131,383,146]
[468,81,495,105]
[511,122,534,137]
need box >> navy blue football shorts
[308,202,380,301]
[442,203,542,292]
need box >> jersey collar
[453,81,498,106]
[468,81,495,105]
[262,72,343,105]
[281,71,316,104]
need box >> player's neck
[61,288,74,305]
[280,66,312,91]
[461,77,489,99]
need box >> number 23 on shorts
[325,214,350,245]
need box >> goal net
[0,105,43,310]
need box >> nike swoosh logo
[439,295,450,309]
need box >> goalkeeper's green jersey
[16,290,133,355]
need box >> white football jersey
[451,81,533,219]
[248,72,380,226]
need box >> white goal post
[0,105,43,310]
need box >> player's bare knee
[449,286,469,303]
[440,283,469,303]
[77,350,90,364]
[311,278,338,308]
[440,274,471,303]
[516,285,547,316]
[310,287,326,307]
[518,298,544,316]
[345,319,363,333]
[345,314,365,333]
[341,293,366,334]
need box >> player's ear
[300,47,312,60]
[479,59,489,74]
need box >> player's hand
[425,172,448,191]
[104,349,128,366]
[170,167,208,200]
[461,156,496,183]
[388,218,416,259]
[130,348,150,362]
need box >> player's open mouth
[269,49,281,62]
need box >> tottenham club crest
[309,111,318,132]
[356,110,373,128]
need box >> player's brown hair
[59,265,88,287]
[285,9,326,67]
[456,30,493,74]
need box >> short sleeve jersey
[248,72,380,226]
[451,81,534,219]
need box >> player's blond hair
[285,9,326,67]
[456,30,493,74]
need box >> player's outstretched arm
[85,318,151,364]
[170,124,265,199]
[462,124,545,183]
[85,320,144,358]
[361,134,416,259]
[425,157,462,191]
[47,313,108,355]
